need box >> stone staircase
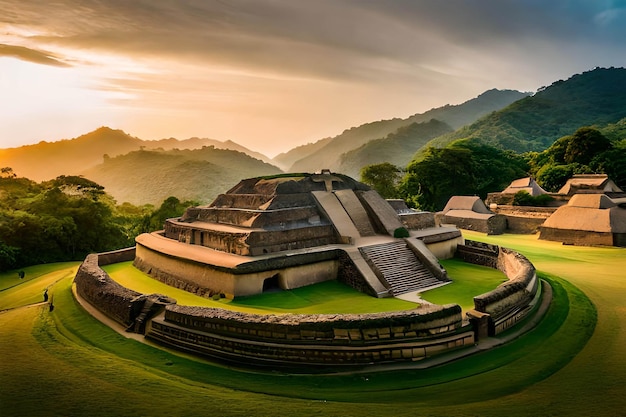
[360,241,442,296]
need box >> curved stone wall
[458,240,541,335]
[74,240,541,369]
[147,303,474,368]
[74,251,141,327]
[73,247,475,368]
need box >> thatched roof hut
[539,194,626,246]
[437,196,506,235]
[501,177,548,196]
[558,174,623,196]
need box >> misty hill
[147,136,273,164]
[284,88,529,173]
[272,137,333,171]
[423,67,626,154]
[336,119,454,178]
[81,147,282,205]
[0,127,143,181]
[0,127,271,181]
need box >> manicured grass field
[1,232,624,416]
[421,257,508,312]
[103,261,418,314]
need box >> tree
[360,163,401,199]
[536,163,585,192]
[564,127,612,165]
[399,141,527,211]
[146,196,198,231]
[0,167,16,178]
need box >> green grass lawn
[420,257,508,312]
[0,262,79,310]
[1,232,624,416]
[103,261,418,314]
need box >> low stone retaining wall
[458,240,540,336]
[74,247,475,369]
[146,303,474,368]
[74,252,141,327]
[490,205,556,234]
[74,239,541,369]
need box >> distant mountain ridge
[337,119,454,178]
[0,127,273,181]
[422,67,626,154]
[81,147,281,205]
[285,88,529,173]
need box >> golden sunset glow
[1,1,626,156]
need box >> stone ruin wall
[436,214,507,235]
[146,303,474,367]
[336,250,379,297]
[74,251,141,327]
[74,239,540,367]
[399,212,436,230]
[133,242,346,298]
[164,221,337,256]
[490,205,556,234]
[539,227,614,246]
[74,246,477,368]
[457,241,540,335]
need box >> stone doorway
[262,274,281,293]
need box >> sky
[1,1,626,157]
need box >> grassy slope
[1,233,623,416]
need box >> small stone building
[558,174,624,197]
[486,177,549,206]
[539,194,626,246]
[436,196,506,235]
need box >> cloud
[2,0,626,154]
[0,43,70,67]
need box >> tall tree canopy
[399,141,528,211]
[0,174,197,271]
[360,163,401,199]
[530,127,625,191]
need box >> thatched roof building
[501,177,548,196]
[539,194,626,246]
[558,174,623,196]
[436,196,506,235]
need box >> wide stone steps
[360,241,441,296]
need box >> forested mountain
[81,147,282,205]
[336,119,453,178]
[284,89,528,173]
[147,136,273,164]
[0,127,272,181]
[422,67,626,154]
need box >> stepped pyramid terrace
[75,171,543,369]
[133,171,461,299]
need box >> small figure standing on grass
[49,295,54,312]
[43,288,49,302]
[18,270,25,279]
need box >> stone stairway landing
[359,241,442,296]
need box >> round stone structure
[74,172,544,370]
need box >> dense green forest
[361,124,626,211]
[0,172,195,271]
[423,68,626,153]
